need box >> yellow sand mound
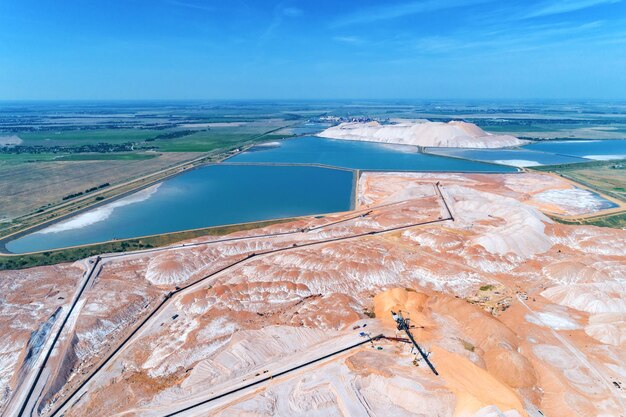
[373,289,531,417]
[433,347,528,417]
[373,288,433,328]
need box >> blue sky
[1,0,625,99]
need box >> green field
[18,129,162,145]
[553,212,626,229]
[56,153,158,161]
[156,132,292,152]
[13,120,298,152]
[154,132,254,152]
[149,120,296,152]
[585,213,626,228]
[0,154,58,163]
[0,152,158,162]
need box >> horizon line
[2,98,626,103]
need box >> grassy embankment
[530,159,626,228]
[550,212,626,229]
[0,218,292,271]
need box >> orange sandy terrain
[1,172,624,417]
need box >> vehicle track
[517,297,626,411]
[16,257,102,417]
[163,334,386,416]
[14,201,407,415]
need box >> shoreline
[0,155,214,252]
[0,117,314,245]
[0,161,356,255]
[4,133,622,255]
[0,161,518,255]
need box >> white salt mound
[0,135,22,146]
[319,121,526,148]
[541,282,626,314]
[446,185,553,258]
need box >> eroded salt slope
[0,262,83,414]
[10,171,626,417]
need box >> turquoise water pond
[523,139,626,160]
[229,136,518,172]
[5,165,353,253]
[427,139,626,166]
[9,137,619,253]
[426,148,588,166]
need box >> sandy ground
[319,121,526,148]
[1,171,625,417]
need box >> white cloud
[259,5,303,45]
[333,35,365,45]
[525,0,622,18]
[332,0,492,27]
[164,0,214,13]
[282,7,303,17]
